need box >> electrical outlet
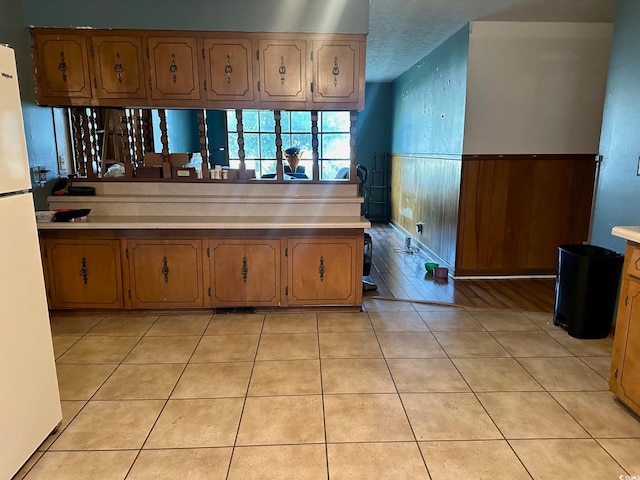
[58,155,68,177]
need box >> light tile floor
[14,300,640,480]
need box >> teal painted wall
[391,25,469,156]
[206,110,228,168]
[591,0,640,253]
[356,82,392,220]
[22,0,368,33]
[152,110,201,155]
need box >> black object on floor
[363,232,377,291]
[553,244,624,339]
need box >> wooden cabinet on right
[286,237,362,306]
[311,39,364,109]
[208,239,281,307]
[610,243,640,416]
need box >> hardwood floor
[366,223,556,313]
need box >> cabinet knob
[80,257,88,285]
[241,256,248,283]
[319,256,325,282]
[162,256,169,283]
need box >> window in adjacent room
[226,110,350,179]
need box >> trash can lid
[558,244,623,258]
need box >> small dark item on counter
[52,179,96,196]
[52,208,91,222]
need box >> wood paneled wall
[391,154,461,267]
[456,154,597,276]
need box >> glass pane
[259,110,275,131]
[243,159,258,172]
[227,133,239,159]
[291,134,312,155]
[244,133,260,159]
[298,159,313,175]
[242,111,259,132]
[322,159,350,180]
[229,159,241,169]
[261,134,276,159]
[322,133,350,159]
[260,159,277,177]
[280,134,293,153]
[290,111,311,132]
[321,111,350,132]
[226,110,237,132]
[278,111,291,132]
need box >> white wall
[463,21,612,155]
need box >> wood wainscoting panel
[390,154,462,267]
[456,154,596,275]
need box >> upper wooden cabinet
[203,37,255,103]
[91,35,147,101]
[31,28,366,110]
[258,38,307,105]
[31,31,93,104]
[312,39,364,109]
[147,36,201,101]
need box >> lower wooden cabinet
[209,239,280,307]
[610,243,640,416]
[287,237,362,306]
[126,239,205,308]
[39,230,363,310]
[43,239,123,308]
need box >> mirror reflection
[67,107,354,181]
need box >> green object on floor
[425,262,439,274]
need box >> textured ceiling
[366,0,616,82]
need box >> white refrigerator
[0,44,62,479]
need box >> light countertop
[612,226,640,243]
[36,215,371,230]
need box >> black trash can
[363,233,372,276]
[554,244,624,339]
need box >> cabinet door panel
[204,38,254,102]
[148,37,200,100]
[287,238,359,305]
[33,33,93,102]
[312,40,360,104]
[210,240,280,306]
[47,239,123,308]
[91,36,147,100]
[128,240,204,307]
[614,279,640,411]
[258,39,306,103]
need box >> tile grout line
[224,312,266,480]
[366,304,433,480]
[122,312,215,480]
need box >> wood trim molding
[462,153,597,162]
